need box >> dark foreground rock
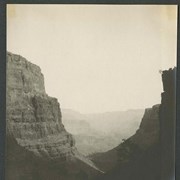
[160,68,176,180]
[91,68,176,180]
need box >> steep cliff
[6,52,100,180]
[130,104,160,150]
[160,68,176,180]
[92,68,176,180]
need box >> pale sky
[7,5,177,113]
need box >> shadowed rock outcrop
[160,68,176,180]
[6,52,101,180]
[92,68,176,180]
[130,104,160,150]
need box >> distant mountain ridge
[62,108,144,155]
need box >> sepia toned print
[6,5,177,180]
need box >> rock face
[160,68,176,180]
[91,104,160,172]
[130,104,160,150]
[6,52,100,180]
[6,52,75,160]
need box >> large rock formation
[160,68,176,180]
[6,52,75,160]
[6,52,100,180]
[92,68,176,180]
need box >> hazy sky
[7,5,177,113]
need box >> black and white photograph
[6,4,177,180]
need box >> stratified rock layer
[6,52,99,179]
[6,52,76,160]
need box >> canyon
[6,52,176,180]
